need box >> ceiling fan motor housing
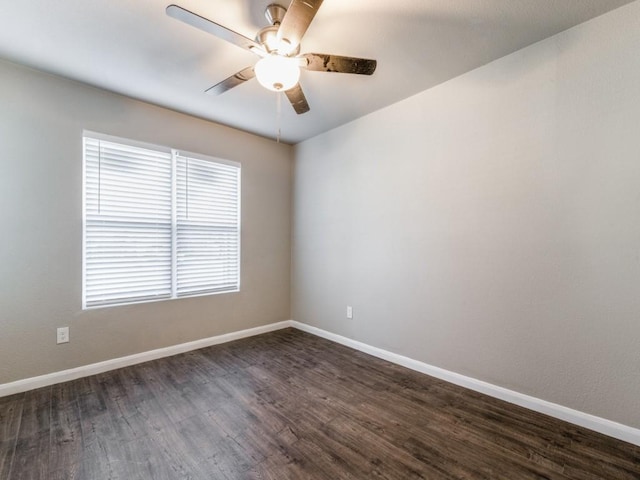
[256,25,279,53]
[257,4,299,55]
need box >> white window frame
[82,131,241,309]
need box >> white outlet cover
[346,306,353,319]
[57,326,69,344]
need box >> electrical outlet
[346,306,353,319]
[57,327,69,344]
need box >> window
[83,133,240,308]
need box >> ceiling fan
[166,1,377,115]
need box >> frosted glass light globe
[255,55,300,92]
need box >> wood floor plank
[76,376,139,451]
[174,414,252,478]
[0,393,24,480]
[48,382,83,474]
[82,433,175,480]
[11,387,51,480]
[132,361,199,425]
[3,328,639,479]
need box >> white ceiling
[0,0,634,144]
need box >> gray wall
[0,60,292,384]
[292,2,640,428]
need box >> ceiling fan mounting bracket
[265,4,287,26]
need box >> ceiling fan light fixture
[255,54,300,92]
[167,1,376,116]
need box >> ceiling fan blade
[285,83,310,115]
[166,5,265,56]
[277,0,324,49]
[301,53,377,75]
[205,66,255,96]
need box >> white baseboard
[2,319,638,447]
[290,320,640,447]
[0,321,292,398]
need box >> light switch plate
[57,326,69,344]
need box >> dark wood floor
[1,328,638,479]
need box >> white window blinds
[176,154,240,297]
[83,134,240,309]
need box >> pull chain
[276,91,282,143]
[98,140,102,214]
[185,157,189,219]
